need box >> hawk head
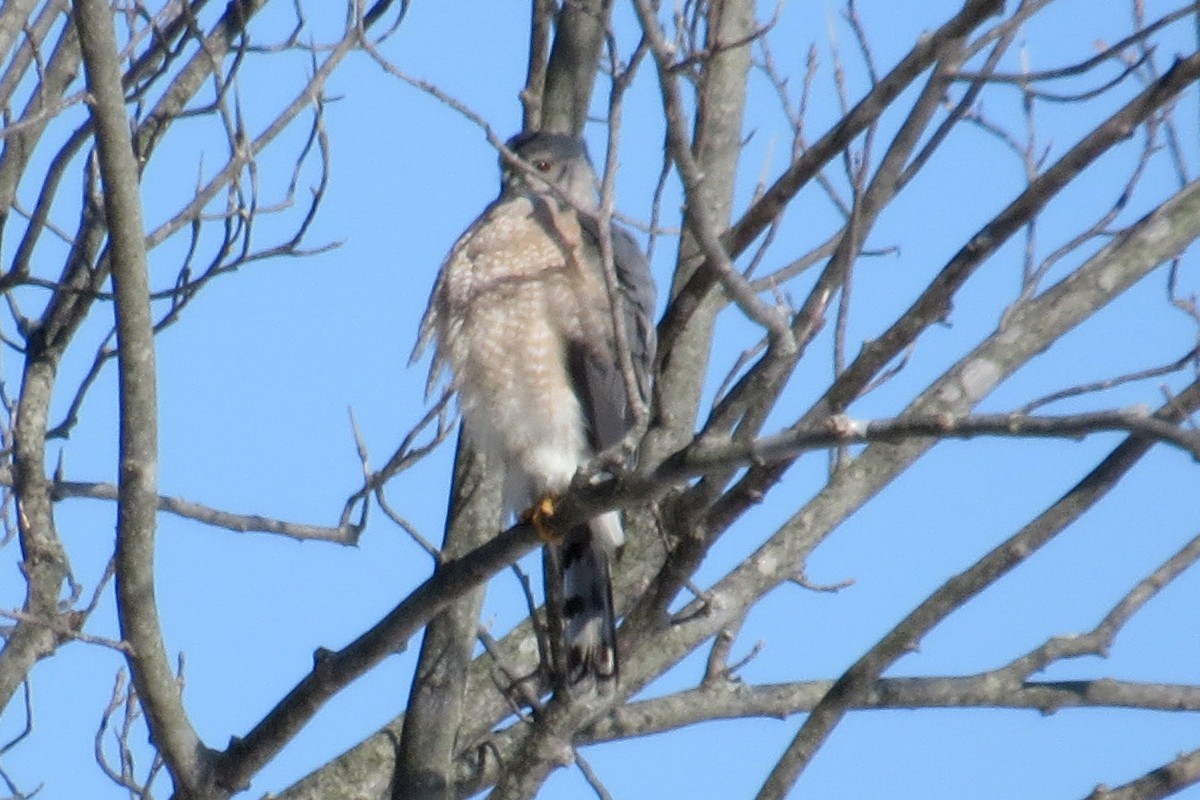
[500,131,599,212]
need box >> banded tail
[558,511,621,682]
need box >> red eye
[534,160,552,172]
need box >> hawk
[414,132,656,681]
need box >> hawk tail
[561,527,618,682]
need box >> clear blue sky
[2,1,1199,798]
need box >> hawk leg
[520,494,563,544]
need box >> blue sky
[2,1,1199,798]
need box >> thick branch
[0,0,40,65]
[74,0,209,795]
[213,521,541,793]
[394,433,501,800]
[1084,748,1200,800]
[638,0,758,465]
[540,0,612,135]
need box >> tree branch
[752,379,1200,800]
[581,677,1200,743]
[213,520,542,794]
[655,0,1007,359]
[633,0,792,342]
[1084,747,1200,800]
[74,0,211,794]
[700,86,1200,549]
[540,0,613,135]
[48,477,360,543]
[393,433,501,800]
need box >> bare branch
[540,0,613,135]
[520,0,555,132]
[997,532,1200,680]
[75,0,210,793]
[633,0,793,343]
[752,380,1200,800]
[1021,346,1200,413]
[953,4,1196,86]
[580,677,1200,744]
[47,477,360,544]
[1084,747,1200,800]
[214,519,542,793]
[0,608,130,654]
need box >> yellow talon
[521,494,562,543]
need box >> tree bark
[393,435,499,800]
[74,0,209,794]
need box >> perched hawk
[414,132,656,681]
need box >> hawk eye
[534,159,552,172]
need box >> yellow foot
[520,495,561,543]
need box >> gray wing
[571,217,657,452]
